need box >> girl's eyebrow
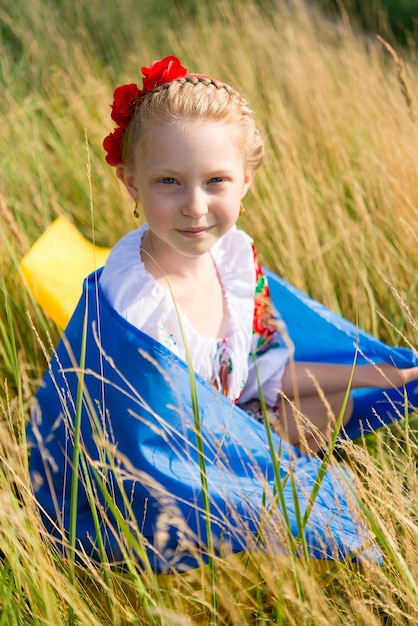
[145,165,238,175]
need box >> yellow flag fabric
[19,216,110,329]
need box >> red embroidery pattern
[214,244,281,397]
[252,245,280,354]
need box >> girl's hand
[398,365,418,386]
[373,362,418,388]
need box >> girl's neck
[141,228,228,339]
[141,228,212,282]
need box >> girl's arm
[281,361,418,399]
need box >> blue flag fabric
[27,269,417,572]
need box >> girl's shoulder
[211,226,254,278]
[211,226,256,302]
[213,225,253,254]
[99,223,154,312]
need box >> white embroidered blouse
[100,224,289,405]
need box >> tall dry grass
[0,0,417,623]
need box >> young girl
[101,55,418,454]
[27,54,418,571]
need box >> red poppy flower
[103,126,125,166]
[104,56,188,166]
[110,83,143,128]
[142,56,187,91]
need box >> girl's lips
[176,226,214,237]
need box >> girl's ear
[241,169,256,198]
[116,165,140,202]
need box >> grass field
[1,0,418,623]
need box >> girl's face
[118,119,254,268]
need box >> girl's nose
[181,188,208,218]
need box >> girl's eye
[160,177,176,185]
[209,177,224,184]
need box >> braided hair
[122,75,265,173]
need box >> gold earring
[239,201,245,216]
[133,201,140,218]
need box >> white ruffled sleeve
[99,224,184,354]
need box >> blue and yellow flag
[25,223,417,572]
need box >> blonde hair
[122,76,265,172]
